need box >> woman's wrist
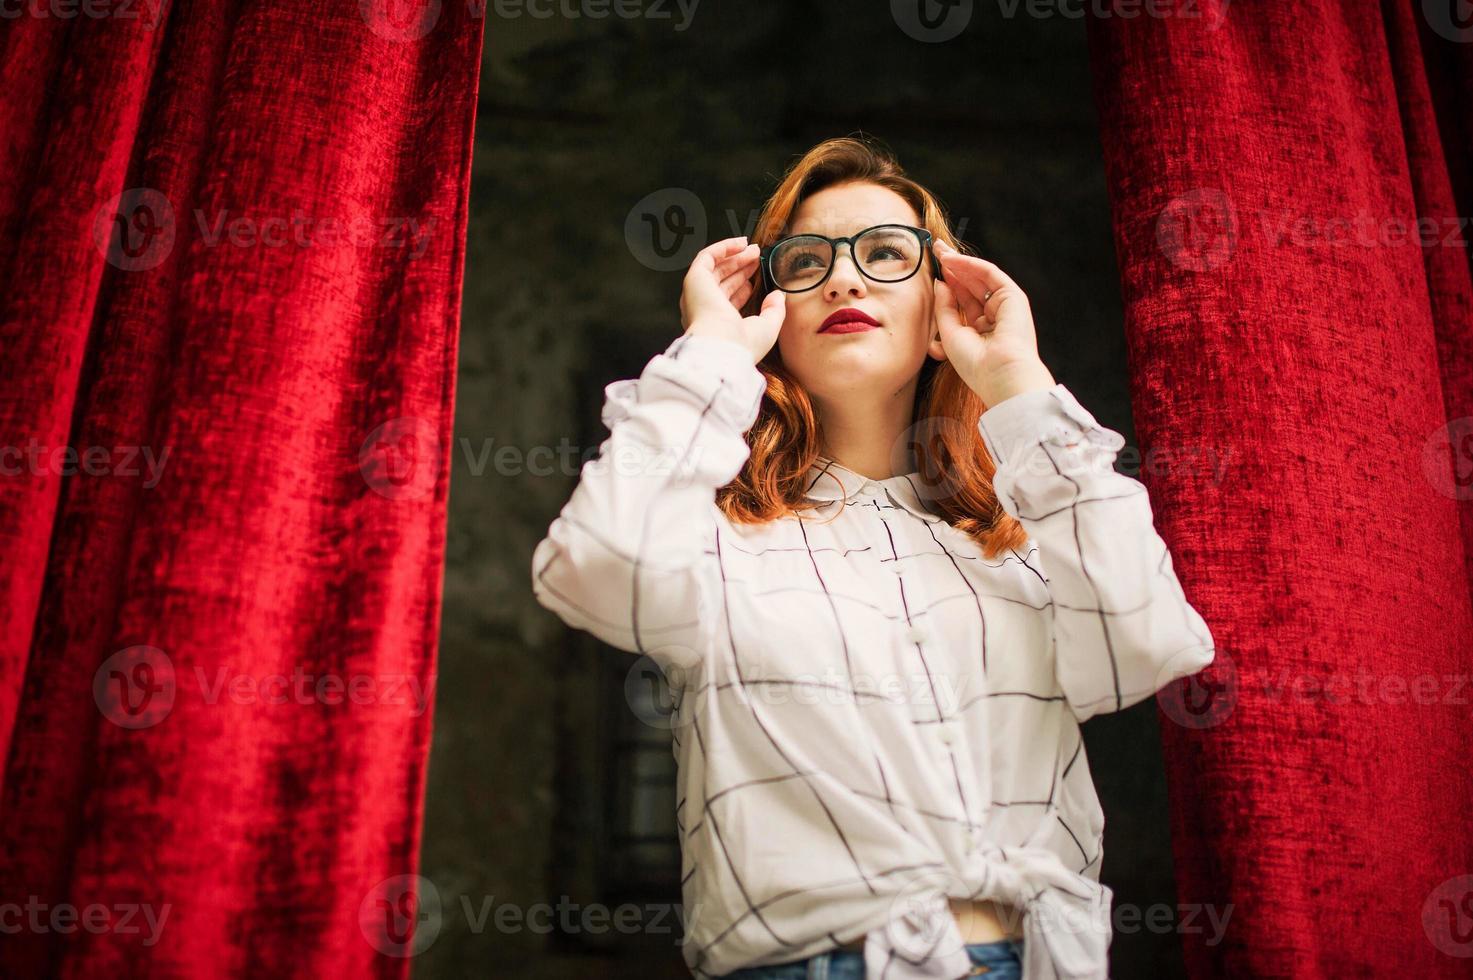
[973,359,1057,410]
[686,320,760,364]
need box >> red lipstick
[819,308,880,334]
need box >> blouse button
[905,623,928,644]
[937,722,957,745]
[890,562,906,577]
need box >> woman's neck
[815,385,919,481]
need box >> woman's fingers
[712,241,758,274]
[690,238,752,288]
[717,248,759,293]
[933,246,987,322]
[934,244,1022,326]
[932,279,985,357]
[729,276,755,308]
[935,243,1014,292]
[692,237,749,275]
[686,238,756,311]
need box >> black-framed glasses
[760,223,943,294]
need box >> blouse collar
[800,454,943,523]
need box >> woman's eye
[863,245,905,263]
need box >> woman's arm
[977,384,1216,722]
[530,332,765,675]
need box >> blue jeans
[714,937,1024,979]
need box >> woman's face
[773,181,943,404]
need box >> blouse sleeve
[977,383,1216,722]
[530,331,766,676]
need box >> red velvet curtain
[0,2,481,975]
[1087,1,1473,975]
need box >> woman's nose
[824,247,867,298]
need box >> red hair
[717,134,1029,560]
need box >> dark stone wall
[420,3,1191,977]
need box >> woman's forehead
[788,185,919,236]
[785,212,920,238]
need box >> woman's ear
[928,331,948,362]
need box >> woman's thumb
[758,288,786,322]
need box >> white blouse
[530,331,1216,980]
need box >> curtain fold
[0,1,481,975]
[1086,1,1473,975]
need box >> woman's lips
[819,309,881,333]
[820,320,880,334]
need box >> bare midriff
[838,898,1024,951]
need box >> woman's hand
[680,236,787,364]
[931,240,1056,409]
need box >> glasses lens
[854,226,923,282]
[768,227,924,291]
[769,236,832,291]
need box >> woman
[531,137,1215,980]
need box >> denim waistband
[717,936,1024,979]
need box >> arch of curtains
[1086,0,1473,976]
[0,1,482,976]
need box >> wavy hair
[717,134,1029,559]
